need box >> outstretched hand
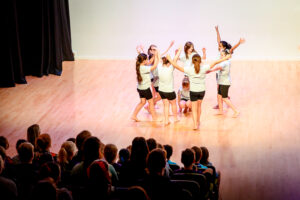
[215,25,219,31]
[202,48,206,52]
[239,38,246,44]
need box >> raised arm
[150,51,159,71]
[215,26,221,48]
[161,40,175,56]
[166,54,184,72]
[209,54,231,69]
[230,38,245,54]
[173,46,182,62]
[202,48,206,60]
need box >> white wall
[69,0,300,60]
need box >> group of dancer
[131,26,245,130]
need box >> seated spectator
[117,148,130,172]
[163,144,180,170]
[146,138,157,152]
[86,159,111,199]
[122,186,150,200]
[31,180,57,200]
[200,146,213,167]
[34,133,56,167]
[58,141,77,172]
[0,154,18,200]
[70,130,91,168]
[14,142,38,200]
[27,124,41,152]
[39,162,73,200]
[119,137,149,186]
[0,136,9,150]
[191,146,208,171]
[140,149,185,200]
[104,144,119,185]
[0,146,14,178]
[12,139,27,165]
[66,138,76,143]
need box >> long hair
[192,54,202,74]
[147,44,157,60]
[184,41,195,59]
[220,41,232,55]
[136,53,148,83]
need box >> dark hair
[191,146,202,163]
[39,162,60,182]
[119,148,130,163]
[136,53,148,83]
[67,137,76,143]
[162,57,170,65]
[32,180,57,200]
[124,186,150,200]
[200,146,209,165]
[147,149,166,175]
[182,77,190,87]
[104,144,118,164]
[146,138,157,152]
[192,54,202,74]
[36,134,51,152]
[83,137,101,167]
[19,142,34,163]
[16,139,27,152]
[163,144,173,160]
[181,148,195,167]
[76,130,92,151]
[147,44,157,59]
[27,124,40,149]
[220,41,232,55]
[184,41,195,59]
[0,136,9,150]
[131,137,149,168]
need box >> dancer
[157,48,181,125]
[208,50,240,117]
[166,47,231,130]
[131,51,160,122]
[177,42,207,67]
[213,25,245,109]
[178,77,192,113]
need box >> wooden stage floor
[0,60,300,199]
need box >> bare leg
[191,101,198,130]
[217,94,223,115]
[131,98,146,121]
[154,93,161,106]
[186,100,192,112]
[147,98,160,121]
[197,100,202,127]
[213,84,220,109]
[170,100,179,122]
[222,98,240,117]
[179,100,186,112]
[163,99,170,125]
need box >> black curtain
[1,0,74,88]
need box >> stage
[0,60,300,199]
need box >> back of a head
[181,148,195,168]
[32,180,56,200]
[200,146,209,165]
[27,124,40,147]
[0,146,6,161]
[191,146,202,163]
[0,154,4,174]
[0,136,9,150]
[192,54,202,74]
[16,139,27,153]
[163,144,173,160]
[18,142,34,163]
[147,149,166,175]
[83,137,101,165]
[61,141,77,161]
[146,138,157,152]
[119,148,130,163]
[131,137,149,167]
[123,186,150,200]
[76,130,92,151]
[39,162,60,183]
[36,133,51,152]
[66,137,76,143]
[104,144,118,164]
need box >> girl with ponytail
[166,47,231,130]
[131,51,160,122]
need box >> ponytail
[192,54,202,74]
[136,53,147,83]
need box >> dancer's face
[150,46,157,55]
[187,46,194,54]
[219,43,225,50]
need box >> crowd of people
[0,124,221,200]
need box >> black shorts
[190,91,205,101]
[181,98,189,102]
[137,88,153,100]
[154,86,159,92]
[158,91,176,100]
[218,85,230,98]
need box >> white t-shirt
[217,60,231,85]
[178,86,190,100]
[180,52,197,67]
[184,64,210,92]
[151,68,159,87]
[137,65,151,90]
[157,63,174,93]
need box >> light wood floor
[0,60,300,200]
